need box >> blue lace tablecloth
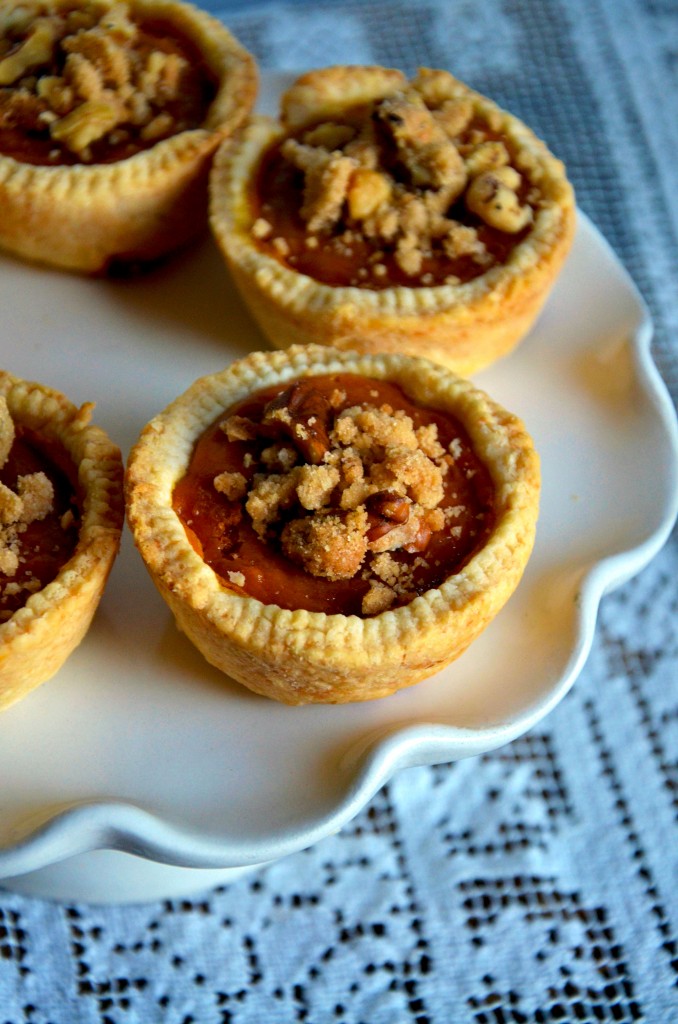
[1,0,677,1020]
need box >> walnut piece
[261,380,332,465]
[465,167,532,233]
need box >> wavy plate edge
[1,214,677,890]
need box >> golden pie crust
[0,0,258,273]
[209,65,575,376]
[0,371,124,712]
[125,345,540,705]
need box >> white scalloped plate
[0,78,676,903]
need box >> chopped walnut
[50,97,120,152]
[465,166,532,233]
[368,506,444,554]
[0,19,56,87]
[262,381,332,465]
[376,94,467,194]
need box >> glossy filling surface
[0,4,216,165]
[0,427,80,620]
[173,374,495,616]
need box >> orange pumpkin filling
[0,422,80,621]
[0,3,217,166]
[173,373,495,616]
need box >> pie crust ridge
[125,345,541,705]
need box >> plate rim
[0,211,676,882]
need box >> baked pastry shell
[125,345,541,705]
[209,67,575,376]
[0,0,258,273]
[0,372,124,712]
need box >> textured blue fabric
[0,1,676,1020]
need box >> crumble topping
[254,67,539,287]
[223,381,450,599]
[213,470,247,501]
[0,1,215,164]
[0,395,62,618]
[172,374,496,617]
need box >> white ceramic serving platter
[0,77,676,904]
